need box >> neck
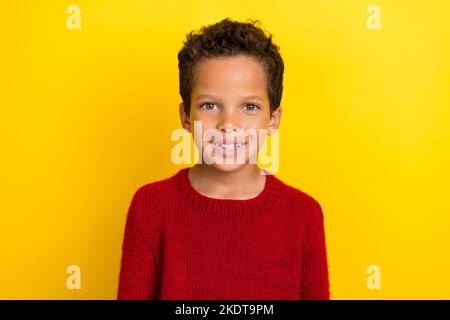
[188,164,266,200]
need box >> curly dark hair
[177,18,284,116]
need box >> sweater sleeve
[117,189,160,300]
[300,202,330,300]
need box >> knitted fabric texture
[117,168,330,300]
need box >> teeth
[215,143,242,149]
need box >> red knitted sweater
[117,168,330,300]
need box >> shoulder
[271,175,325,234]
[273,175,324,216]
[131,173,176,202]
[126,170,182,224]
[122,170,183,250]
[131,168,184,202]
[272,176,326,247]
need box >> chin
[208,162,247,173]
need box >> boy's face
[180,54,281,172]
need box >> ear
[267,106,282,135]
[179,102,192,132]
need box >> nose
[216,109,240,133]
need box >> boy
[117,18,330,300]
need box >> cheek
[190,113,211,134]
[191,119,216,148]
[241,114,269,131]
[192,111,216,126]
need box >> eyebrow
[195,94,264,102]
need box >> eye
[200,102,218,111]
[243,103,260,112]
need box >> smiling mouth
[213,142,246,150]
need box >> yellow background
[1,0,449,299]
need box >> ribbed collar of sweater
[172,167,285,214]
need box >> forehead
[192,55,268,97]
